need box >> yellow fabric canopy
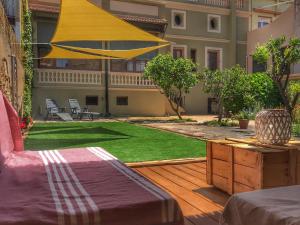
[45,44,169,59]
[45,0,169,59]
[45,45,118,59]
[51,0,168,43]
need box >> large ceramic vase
[255,109,292,145]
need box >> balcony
[35,69,156,89]
[185,0,248,10]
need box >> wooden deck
[134,162,230,225]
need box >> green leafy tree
[144,54,199,119]
[253,36,300,117]
[199,65,254,122]
[221,65,254,114]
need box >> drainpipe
[104,41,110,117]
[229,0,237,66]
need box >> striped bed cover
[0,91,184,225]
[0,148,183,225]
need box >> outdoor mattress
[0,148,183,225]
[221,185,300,225]
[0,91,183,225]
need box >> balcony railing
[37,69,103,85]
[110,72,156,88]
[36,69,156,88]
[186,0,247,10]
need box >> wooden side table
[206,139,300,195]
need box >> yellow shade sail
[45,43,170,59]
[51,0,168,43]
[45,45,118,59]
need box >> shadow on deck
[134,161,229,225]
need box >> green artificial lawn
[25,122,206,163]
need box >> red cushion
[0,91,24,170]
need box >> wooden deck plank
[136,167,219,225]
[152,166,228,206]
[161,165,207,186]
[136,167,222,222]
[135,168,217,225]
[183,163,206,174]
[173,164,207,178]
[134,162,229,225]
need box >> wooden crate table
[206,139,300,195]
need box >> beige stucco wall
[109,89,166,116]
[247,5,295,73]
[184,84,211,115]
[32,87,171,118]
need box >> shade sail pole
[104,41,110,116]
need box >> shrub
[249,72,282,108]
[221,65,255,114]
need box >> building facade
[28,0,280,118]
[247,0,299,76]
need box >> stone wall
[0,2,24,113]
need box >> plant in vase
[234,110,255,129]
[253,36,300,144]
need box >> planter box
[206,139,300,195]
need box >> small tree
[198,69,224,122]
[144,54,199,119]
[199,65,254,122]
[253,36,300,117]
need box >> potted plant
[234,110,253,129]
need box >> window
[37,46,101,71]
[190,49,197,63]
[258,16,272,28]
[171,10,186,30]
[136,61,146,72]
[56,59,69,68]
[252,58,267,73]
[172,45,187,59]
[127,61,134,72]
[116,97,128,106]
[86,96,98,106]
[205,47,222,71]
[111,60,148,72]
[208,14,221,33]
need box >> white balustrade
[236,0,244,9]
[36,69,156,88]
[205,0,229,7]
[36,69,102,85]
[204,0,245,9]
[110,72,156,88]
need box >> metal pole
[104,41,110,116]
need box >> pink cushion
[3,94,24,152]
[0,91,24,170]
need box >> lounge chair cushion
[46,98,59,114]
[69,98,82,114]
[0,92,24,171]
[221,185,300,225]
